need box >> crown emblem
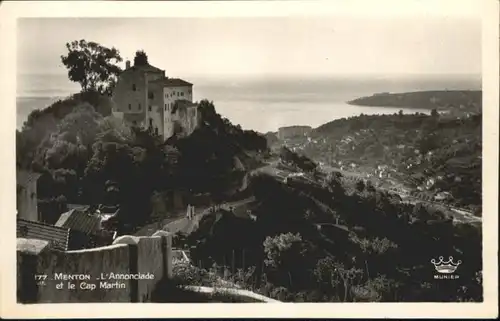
[431,256,461,274]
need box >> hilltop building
[111,59,202,140]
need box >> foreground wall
[17,231,172,303]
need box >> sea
[17,73,481,133]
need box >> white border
[1,0,498,318]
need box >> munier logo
[431,256,461,279]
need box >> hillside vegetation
[17,93,267,232]
[181,171,482,302]
[286,112,482,210]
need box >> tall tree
[134,50,149,66]
[263,232,310,288]
[61,40,123,95]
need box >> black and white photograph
[1,0,498,318]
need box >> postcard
[0,0,498,318]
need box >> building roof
[17,218,70,251]
[16,170,42,187]
[150,77,193,87]
[123,63,164,74]
[55,209,102,235]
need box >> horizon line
[17,71,482,78]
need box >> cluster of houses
[438,103,481,119]
[278,132,457,204]
[16,170,119,252]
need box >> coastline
[346,89,482,110]
[17,95,432,133]
[17,73,481,132]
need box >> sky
[17,15,481,79]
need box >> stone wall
[113,232,172,302]
[112,69,147,116]
[16,231,173,303]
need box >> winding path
[134,197,256,237]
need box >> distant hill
[348,90,481,112]
[278,125,312,131]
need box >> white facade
[163,85,193,105]
[163,85,194,138]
